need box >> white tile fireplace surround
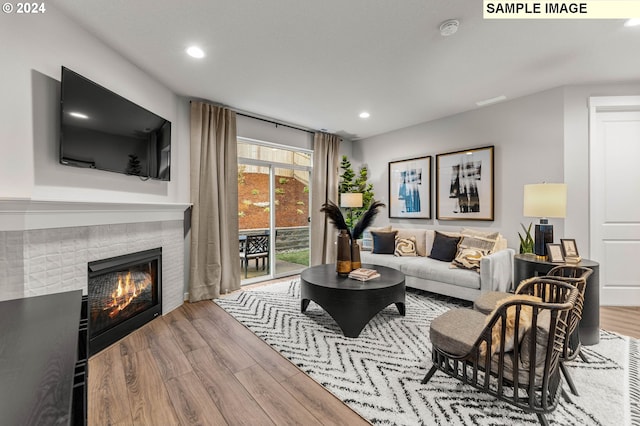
[0,200,189,314]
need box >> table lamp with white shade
[523,183,567,257]
[340,192,363,229]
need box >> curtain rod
[190,99,330,137]
[236,112,316,135]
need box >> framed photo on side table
[436,146,494,221]
[561,239,579,257]
[560,238,581,263]
[546,243,565,263]
[388,156,431,219]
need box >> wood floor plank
[186,347,275,426]
[163,310,209,354]
[165,371,228,426]
[235,364,323,426]
[143,317,193,380]
[88,345,132,426]
[119,326,150,356]
[122,349,180,425]
[191,317,257,373]
[281,371,370,426]
[181,300,218,320]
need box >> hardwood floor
[600,306,640,339]
[89,297,369,426]
[89,289,639,425]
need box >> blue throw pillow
[428,231,461,262]
[371,230,398,254]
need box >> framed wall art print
[388,156,431,219]
[436,145,494,221]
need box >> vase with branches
[320,200,385,273]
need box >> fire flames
[104,271,152,318]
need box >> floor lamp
[523,183,567,257]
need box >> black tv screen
[60,67,171,181]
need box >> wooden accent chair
[545,265,593,395]
[474,265,592,396]
[423,278,579,426]
[240,233,270,278]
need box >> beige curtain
[310,132,340,265]
[189,101,240,301]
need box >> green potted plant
[518,223,534,254]
[339,155,375,229]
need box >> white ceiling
[52,0,640,140]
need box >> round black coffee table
[300,263,405,338]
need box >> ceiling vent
[439,19,459,37]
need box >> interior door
[591,107,640,306]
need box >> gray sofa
[360,227,514,302]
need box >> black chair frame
[423,278,579,426]
[240,233,270,278]
[545,265,593,396]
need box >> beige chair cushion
[473,291,508,315]
[430,306,548,387]
[430,308,487,356]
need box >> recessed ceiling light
[624,18,640,27]
[186,46,205,59]
[439,19,459,36]
[359,112,370,119]
[475,95,507,107]
[69,112,89,119]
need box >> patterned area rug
[215,279,638,425]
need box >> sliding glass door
[273,166,310,276]
[238,139,311,284]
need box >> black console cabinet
[0,290,88,425]
[514,254,600,345]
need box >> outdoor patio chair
[240,233,270,278]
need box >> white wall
[353,88,566,250]
[0,5,188,204]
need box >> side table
[514,254,600,345]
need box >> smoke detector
[439,19,459,36]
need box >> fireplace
[88,248,162,355]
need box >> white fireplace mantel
[0,198,191,231]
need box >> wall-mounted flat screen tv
[60,67,171,181]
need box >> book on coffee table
[349,268,380,281]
